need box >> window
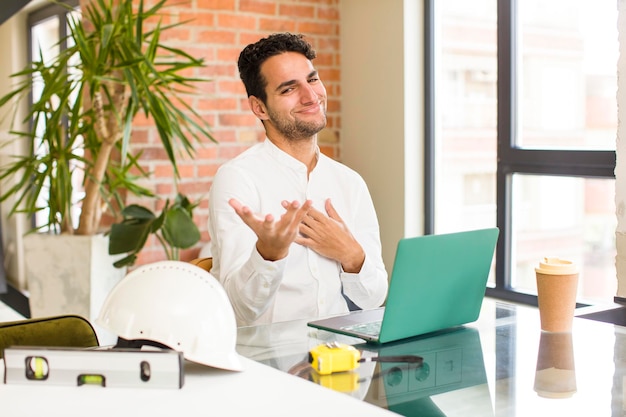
[426,0,617,305]
[28,0,80,232]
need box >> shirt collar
[262,138,321,173]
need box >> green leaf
[108,193,200,266]
[161,206,200,249]
[121,204,156,220]
[113,253,138,269]
[109,221,152,255]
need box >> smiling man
[208,33,388,326]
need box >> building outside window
[429,0,617,305]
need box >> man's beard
[267,107,327,141]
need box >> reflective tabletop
[236,298,624,416]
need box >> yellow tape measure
[308,342,424,376]
[308,342,361,375]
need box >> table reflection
[236,300,626,416]
[534,331,577,399]
[237,321,493,416]
[356,327,493,417]
[237,319,373,401]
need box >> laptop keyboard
[341,320,382,336]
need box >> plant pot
[23,233,126,345]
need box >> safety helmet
[96,260,243,371]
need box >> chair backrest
[0,315,99,358]
[189,257,213,273]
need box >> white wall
[615,0,626,299]
[340,0,424,273]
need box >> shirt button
[263,282,269,288]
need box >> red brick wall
[124,0,342,265]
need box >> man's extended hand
[229,198,313,261]
[293,198,365,273]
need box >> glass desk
[236,298,624,416]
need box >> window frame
[0,0,79,317]
[423,0,617,306]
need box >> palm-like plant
[109,193,200,267]
[0,0,214,245]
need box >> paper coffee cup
[534,332,576,398]
[535,257,579,333]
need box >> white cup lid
[535,257,578,275]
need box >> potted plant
[109,192,201,268]
[0,0,214,327]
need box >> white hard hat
[96,260,243,371]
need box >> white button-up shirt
[208,139,388,326]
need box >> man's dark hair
[237,33,317,103]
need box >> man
[208,33,388,326]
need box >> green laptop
[307,227,499,344]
